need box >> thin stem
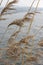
[0,0,9,20]
[34,27,43,37]
[0,0,17,42]
[0,0,9,15]
[27,16,34,34]
[28,0,40,55]
[24,0,35,17]
[14,27,21,39]
[22,50,24,65]
[27,0,40,34]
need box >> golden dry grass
[0,18,7,20]
[38,40,43,47]
[0,0,42,65]
[26,56,37,61]
[1,0,18,15]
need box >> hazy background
[0,0,43,8]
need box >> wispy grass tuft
[0,0,18,15]
[0,0,43,65]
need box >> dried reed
[0,0,18,43]
[7,0,36,40]
[8,0,40,41]
[0,0,18,22]
[19,35,34,44]
[26,55,37,61]
[6,44,21,60]
[0,18,7,20]
[38,40,43,46]
[0,0,18,15]
[0,0,42,65]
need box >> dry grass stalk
[6,44,21,60]
[34,26,43,37]
[21,47,29,55]
[24,0,35,17]
[25,0,41,59]
[27,0,40,34]
[7,0,36,39]
[11,28,21,37]
[36,50,43,57]
[20,35,34,44]
[8,35,34,47]
[38,40,43,46]
[7,0,40,40]
[26,55,37,61]
[7,0,36,27]
[0,0,18,16]
[7,14,34,40]
[7,35,34,62]
[8,38,20,47]
[0,53,2,58]
[7,16,33,40]
[0,0,36,43]
[8,19,23,27]
[7,27,21,43]
[0,0,42,65]
[0,18,7,20]
[6,1,40,64]
[8,15,34,28]
[22,52,24,65]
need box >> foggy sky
[0,0,43,8]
